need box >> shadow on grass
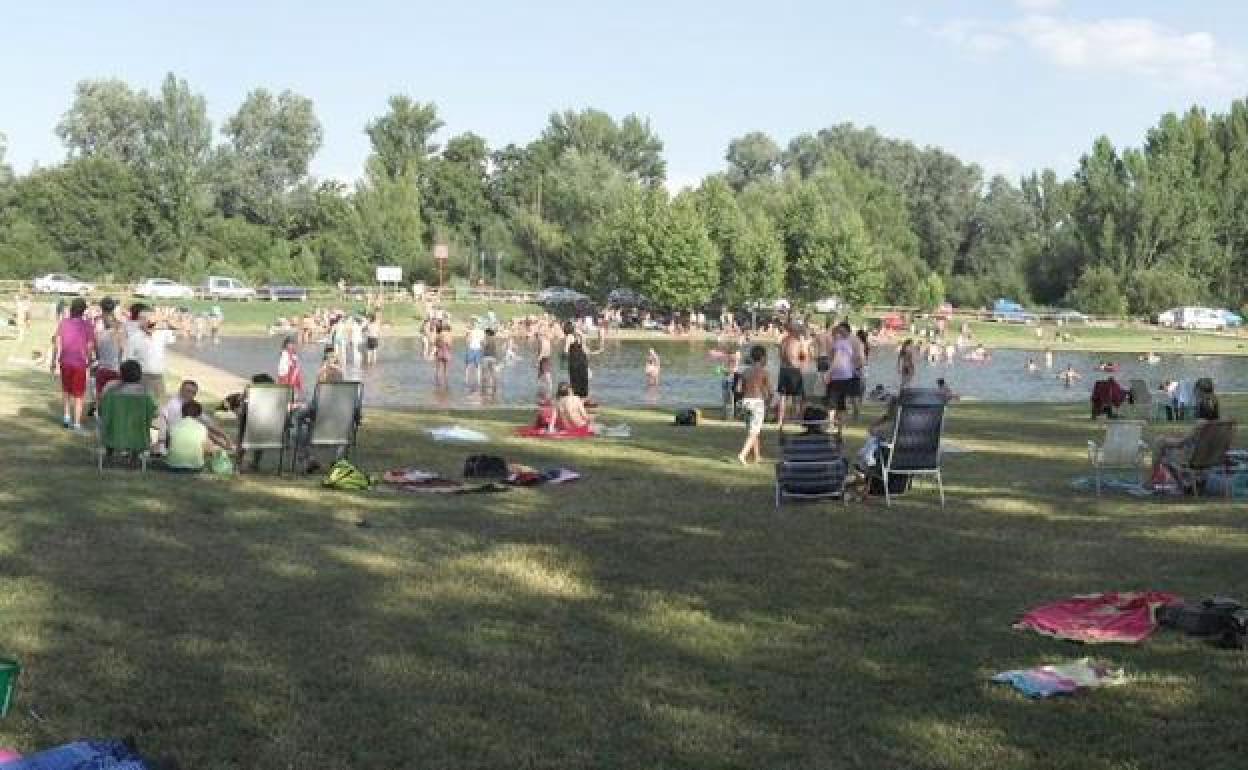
[0,368,1245,768]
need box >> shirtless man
[776,322,805,432]
[737,345,772,464]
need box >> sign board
[434,243,449,261]
[375,266,403,284]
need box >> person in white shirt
[157,379,232,452]
[129,315,175,402]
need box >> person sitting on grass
[554,382,595,434]
[165,401,232,472]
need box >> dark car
[607,288,650,308]
[259,285,309,302]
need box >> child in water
[644,348,661,387]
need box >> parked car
[1217,309,1243,328]
[813,296,842,314]
[1052,309,1089,324]
[199,276,255,301]
[33,273,94,295]
[1156,308,1178,327]
[1174,306,1226,331]
[258,284,309,302]
[537,286,588,304]
[133,278,195,300]
[991,298,1034,323]
[607,288,649,307]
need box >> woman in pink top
[277,336,304,397]
[52,297,95,430]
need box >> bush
[1067,266,1127,316]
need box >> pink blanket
[1014,591,1179,644]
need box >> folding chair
[96,390,158,473]
[873,401,947,507]
[1087,420,1147,495]
[295,381,363,472]
[1176,421,1236,499]
[236,384,294,474]
[775,432,848,507]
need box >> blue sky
[4,0,1247,188]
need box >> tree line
[1,72,1246,315]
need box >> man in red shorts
[52,297,95,431]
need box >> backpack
[674,408,699,426]
[463,454,508,478]
[323,458,371,490]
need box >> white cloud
[934,20,1010,55]
[1015,0,1063,11]
[924,9,1242,91]
[901,14,922,29]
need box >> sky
[4,0,1248,189]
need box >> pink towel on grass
[1014,591,1179,644]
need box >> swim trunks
[741,397,766,434]
[777,366,804,397]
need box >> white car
[134,278,195,300]
[200,276,256,301]
[1156,309,1178,327]
[33,273,94,295]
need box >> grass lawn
[171,300,547,335]
[957,320,1248,356]
[0,331,1246,767]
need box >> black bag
[1159,597,1242,636]
[674,409,698,426]
[867,446,912,495]
[463,454,508,478]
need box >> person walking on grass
[737,345,772,465]
[51,297,94,431]
[776,322,805,432]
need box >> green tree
[56,79,150,163]
[1067,266,1127,316]
[143,73,212,260]
[365,96,443,183]
[606,190,718,310]
[725,131,781,189]
[216,88,323,227]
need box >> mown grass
[959,320,1248,356]
[174,300,546,335]
[0,331,1245,767]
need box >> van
[200,276,255,301]
[1175,307,1225,331]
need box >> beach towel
[381,466,464,493]
[429,426,489,442]
[507,467,582,486]
[992,658,1126,698]
[0,739,150,769]
[1069,476,1155,497]
[1014,591,1179,644]
[513,425,595,439]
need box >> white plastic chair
[1087,420,1148,495]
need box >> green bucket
[0,658,19,718]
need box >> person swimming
[1025,358,1038,373]
[1058,365,1082,387]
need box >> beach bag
[323,459,371,490]
[1159,597,1242,636]
[464,454,508,478]
[674,408,699,426]
[209,451,234,476]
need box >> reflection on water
[174,336,1248,408]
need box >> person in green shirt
[166,401,231,471]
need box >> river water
[172,336,1247,408]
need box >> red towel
[1014,591,1179,644]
